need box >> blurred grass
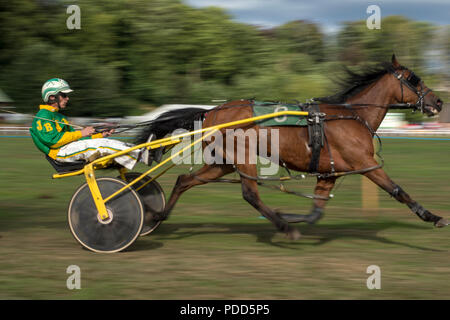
[0,137,449,299]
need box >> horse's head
[390,55,443,116]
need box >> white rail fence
[1,126,450,137]
[0,126,30,134]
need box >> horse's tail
[134,107,210,144]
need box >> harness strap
[307,105,325,173]
[390,67,434,113]
[315,162,383,180]
[234,166,330,200]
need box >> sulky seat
[45,155,86,173]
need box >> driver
[29,78,151,169]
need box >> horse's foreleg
[237,164,301,240]
[154,164,235,221]
[364,167,448,227]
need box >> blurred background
[0,0,448,127]
[0,0,449,300]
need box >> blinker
[407,72,420,87]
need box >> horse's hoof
[286,228,301,241]
[144,212,153,225]
[279,209,322,225]
[151,213,166,222]
[434,218,449,228]
[279,213,310,223]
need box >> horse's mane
[316,62,395,104]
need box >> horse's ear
[391,54,401,69]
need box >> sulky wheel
[68,177,144,253]
[118,172,165,236]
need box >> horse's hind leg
[154,164,235,221]
[279,177,336,224]
[363,167,448,227]
[237,164,301,240]
[308,177,336,223]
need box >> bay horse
[136,55,448,240]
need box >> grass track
[0,138,449,299]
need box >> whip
[0,108,84,129]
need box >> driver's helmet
[41,78,73,103]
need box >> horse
[135,55,447,240]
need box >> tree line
[0,0,447,118]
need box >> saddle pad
[252,101,308,127]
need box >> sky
[184,0,450,33]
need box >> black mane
[316,62,395,104]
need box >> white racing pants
[55,138,142,170]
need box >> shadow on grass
[0,206,67,233]
[136,220,444,252]
[1,204,444,253]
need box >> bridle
[389,67,434,113]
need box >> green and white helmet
[41,78,73,103]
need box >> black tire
[68,177,144,253]
[118,172,165,236]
